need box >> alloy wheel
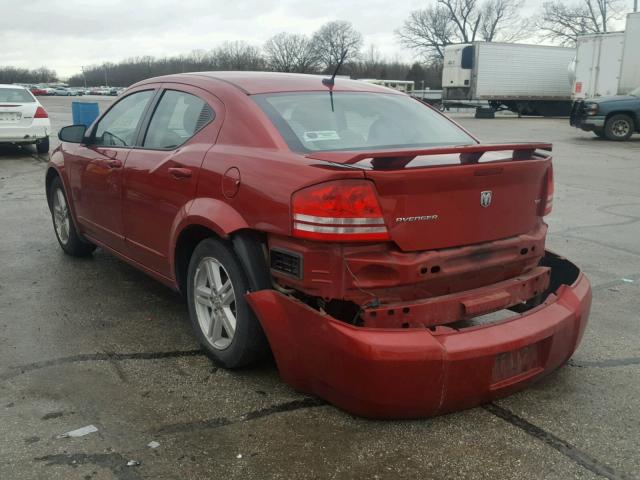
[52,188,70,245]
[193,257,237,350]
[611,119,630,137]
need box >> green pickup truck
[570,86,640,141]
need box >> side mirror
[58,124,87,143]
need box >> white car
[0,84,51,153]
[53,87,72,96]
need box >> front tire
[49,177,96,257]
[604,114,634,141]
[187,238,268,368]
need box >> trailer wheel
[604,114,634,141]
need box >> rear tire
[604,114,634,141]
[36,137,49,154]
[186,238,269,368]
[49,176,96,257]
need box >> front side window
[143,90,214,149]
[254,92,475,152]
[94,90,154,147]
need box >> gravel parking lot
[1,95,639,480]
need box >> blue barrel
[72,101,100,127]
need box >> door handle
[168,167,192,179]
[106,159,122,169]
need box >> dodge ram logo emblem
[480,191,492,208]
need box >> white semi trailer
[571,33,625,99]
[442,42,576,116]
[572,12,640,100]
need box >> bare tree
[397,0,525,60]
[264,33,318,73]
[397,6,455,59]
[480,0,528,41]
[311,20,363,71]
[213,41,265,70]
[363,45,384,66]
[440,0,483,42]
[358,44,385,77]
[536,0,626,45]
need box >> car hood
[586,95,638,104]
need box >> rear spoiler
[306,143,552,168]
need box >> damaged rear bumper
[246,251,591,419]
[0,125,49,144]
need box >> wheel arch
[174,224,220,296]
[45,166,61,210]
[605,110,637,127]
[171,198,271,295]
[45,165,76,226]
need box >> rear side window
[0,88,35,103]
[94,90,154,147]
[143,90,214,149]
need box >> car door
[121,85,224,278]
[66,89,156,252]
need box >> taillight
[543,164,553,216]
[34,106,48,118]
[292,180,389,241]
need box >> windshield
[0,88,35,103]
[254,92,475,152]
[630,86,640,97]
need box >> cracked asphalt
[1,96,639,479]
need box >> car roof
[142,71,404,95]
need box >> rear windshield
[0,88,35,103]
[254,92,475,152]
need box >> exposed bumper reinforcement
[246,251,591,419]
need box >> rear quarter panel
[194,146,365,237]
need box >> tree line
[0,66,59,84]
[66,21,443,88]
[2,1,632,87]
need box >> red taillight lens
[292,180,389,241]
[543,164,553,216]
[34,106,48,118]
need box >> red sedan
[46,72,591,418]
[30,87,48,96]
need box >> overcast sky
[2,0,549,78]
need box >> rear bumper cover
[0,125,49,143]
[246,251,591,419]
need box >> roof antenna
[322,49,348,88]
[322,49,348,112]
